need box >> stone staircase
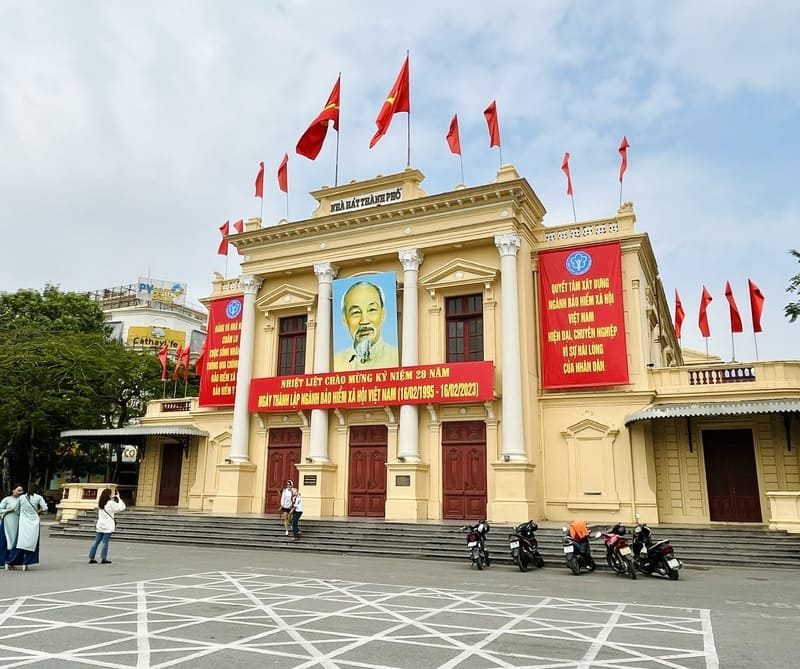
[50,510,800,570]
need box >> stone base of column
[294,462,338,517]
[385,462,430,520]
[212,462,258,514]
[488,460,538,522]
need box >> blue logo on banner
[226,299,242,319]
[565,251,592,276]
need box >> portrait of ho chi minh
[333,276,399,371]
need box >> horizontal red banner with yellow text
[249,361,494,412]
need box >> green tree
[786,249,800,323]
[0,286,166,490]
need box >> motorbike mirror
[561,526,568,532]
[593,531,602,538]
[635,513,641,521]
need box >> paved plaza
[0,570,717,668]
[0,530,797,667]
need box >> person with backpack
[88,488,126,564]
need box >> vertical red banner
[538,241,629,389]
[198,295,243,407]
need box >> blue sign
[225,299,243,319]
[565,250,592,276]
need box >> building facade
[129,166,800,529]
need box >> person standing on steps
[279,480,295,536]
[88,488,126,565]
[289,488,303,542]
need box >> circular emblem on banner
[565,250,592,276]
[225,299,242,319]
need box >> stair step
[51,510,800,570]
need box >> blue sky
[0,1,797,361]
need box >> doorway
[265,427,302,513]
[442,421,487,520]
[157,443,183,506]
[348,425,387,517]
[702,429,762,522]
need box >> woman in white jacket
[88,488,126,564]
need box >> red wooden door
[348,426,387,517]
[265,428,301,513]
[442,421,487,520]
[703,429,762,522]
[157,443,183,506]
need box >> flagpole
[259,197,264,224]
[619,181,623,209]
[753,332,760,361]
[498,146,503,168]
[406,50,411,168]
[224,254,229,279]
[335,72,341,187]
[458,153,465,185]
[285,191,289,221]
[705,338,709,358]
[569,194,577,223]
[730,331,736,362]
[162,379,167,399]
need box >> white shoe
[21,565,28,572]
[284,530,289,536]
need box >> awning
[60,425,208,443]
[624,398,800,426]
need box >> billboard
[126,326,186,350]
[137,278,187,306]
[331,271,399,371]
[538,241,629,389]
[198,295,243,407]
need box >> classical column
[397,249,423,462]
[494,233,526,461]
[229,274,263,464]
[309,262,338,462]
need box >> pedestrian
[88,488,126,565]
[1,484,24,570]
[10,485,48,571]
[279,480,294,536]
[289,488,303,541]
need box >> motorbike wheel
[534,554,544,569]
[518,552,529,572]
[624,555,637,579]
[667,567,680,580]
[567,556,580,575]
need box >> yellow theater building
[76,165,800,530]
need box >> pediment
[255,284,317,315]
[419,258,497,292]
[561,417,618,439]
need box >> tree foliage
[0,286,168,491]
[786,249,800,323]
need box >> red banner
[539,242,629,389]
[198,295,244,406]
[249,361,494,412]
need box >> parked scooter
[460,520,491,570]
[631,514,683,580]
[508,520,544,572]
[598,523,637,579]
[562,520,596,575]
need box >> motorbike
[460,520,491,570]
[562,520,596,575]
[631,514,683,580]
[508,520,544,572]
[597,523,636,579]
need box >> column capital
[313,262,339,284]
[398,248,424,272]
[494,232,521,257]
[240,274,263,295]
